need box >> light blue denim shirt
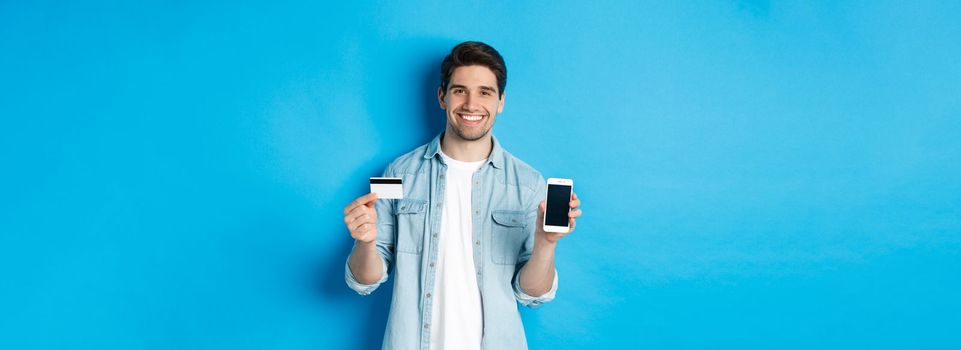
[345,132,558,350]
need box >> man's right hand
[343,192,378,243]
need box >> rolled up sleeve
[512,267,558,308]
[344,253,389,296]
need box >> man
[342,41,583,350]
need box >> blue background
[2,1,960,349]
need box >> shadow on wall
[421,54,447,137]
[311,40,451,349]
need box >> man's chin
[451,126,491,142]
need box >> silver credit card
[369,177,403,199]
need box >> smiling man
[342,41,583,350]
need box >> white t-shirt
[430,150,486,350]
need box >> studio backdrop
[2,1,959,349]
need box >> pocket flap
[491,210,527,227]
[395,199,427,214]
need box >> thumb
[365,194,378,208]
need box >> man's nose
[463,93,479,110]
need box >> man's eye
[482,91,492,96]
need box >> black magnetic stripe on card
[369,178,403,184]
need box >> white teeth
[462,114,483,121]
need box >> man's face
[438,65,505,142]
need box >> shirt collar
[424,132,504,169]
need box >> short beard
[450,123,491,142]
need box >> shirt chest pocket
[491,210,528,265]
[394,198,428,254]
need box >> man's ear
[497,92,506,113]
[437,86,446,110]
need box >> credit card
[369,177,403,199]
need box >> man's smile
[457,112,487,124]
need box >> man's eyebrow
[448,84,498,93]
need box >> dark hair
[440,41,507,98]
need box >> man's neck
[440,130,493,162]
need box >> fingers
[364,193,378,208]
[569,191,580,209]
[343,192,378,215]
[569,192,581,233]
[352,223,376,242]
[347,215,368,232]
[349,217,376,238]
[351,221,373,235]
[343,193,377,241]
[344,207,372,226]
[345,205,375,224]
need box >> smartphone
[544,178,574,233]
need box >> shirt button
[474,210,479,215]
[426,293,432,298]
[475,181,480,185]
[429,262,435,267]
[439,174,445,179]
[400,206,406,210]
[475,240,480,245]
[424,324,429,329]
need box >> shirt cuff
[513,268,558,308]
[344,255,388,296]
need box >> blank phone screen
[545,184,572,226]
